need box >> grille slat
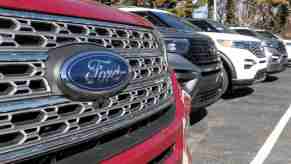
[188,38,219,65]
[194,86,221,103]
[0,60,49,101]
[249,42,265,58]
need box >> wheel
[221,66,230,96]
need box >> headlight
[217,40,234,48]
[262,41,278,48]
[217,40,252,49]
[164,39,190,54]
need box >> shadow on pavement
[262,75,279,83]
[189,108,208,126]
[222,87,254,100]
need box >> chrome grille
[188,38,220,65]
[249,42,265,58]
[0,78,172,152]
[0,61,49,101]
[0,15,159,50]
[129,56,167,81]
[0,8,172,162]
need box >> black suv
[121,8,223,110]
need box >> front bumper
[102,114,184,164]
[191,70,223,109]
[267,62,286,74]
[265,50,288,74]
[102,74,188,164]
[286,45,291,62]
[218,46,268,81]
[232,68,267,88]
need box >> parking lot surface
[187,66,291,164]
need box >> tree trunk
[225,0,237,24]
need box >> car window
[207,21,236,33]
[152,12,194,32]
[235,29,257,37]
[133,11,169,27]
[188,20,217,32]
[181,19,202,32]
[256,31,278,40]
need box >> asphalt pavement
[187,66,291,164]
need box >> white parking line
[250,105,291,164]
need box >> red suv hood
[0,0,153,28]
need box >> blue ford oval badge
[60,51,130,93]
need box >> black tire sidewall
[221,67,229,95]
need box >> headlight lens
[217,40,262,51]
[217,40,252,49]
[262,41,281,49]
[164,39,190,54]
[217,40,234,48]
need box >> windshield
[207,20,236,33]
[187,19,235,33]
[181,19,202,32]
[152,12,195,32]
[256,31,278,40]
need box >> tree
[252,0,289,33]
[208,0,214,19]
[184,0,193,17]
[225,0,237,25]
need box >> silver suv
[231,27,288,74]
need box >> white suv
[230,27,288,73]
[283,40,291,63]
[187,19,267,93]
[256,29,291,63]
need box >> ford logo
[60,51,130,93]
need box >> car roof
[186,18,213,21]
[254,29,269,32]
[0,0,153,28]
[119,7,171,14]
[229,27,252,30]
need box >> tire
[221,66,230,96]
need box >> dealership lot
[187,66,291,164]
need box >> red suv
[0,0,190,164]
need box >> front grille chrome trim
[0,52,47,61]
[0,79,173,159]
[0,99,173,163]
[0,8,159,51]
[0,8,152,31]
[0,8,173,162]
[0,96,69,113]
